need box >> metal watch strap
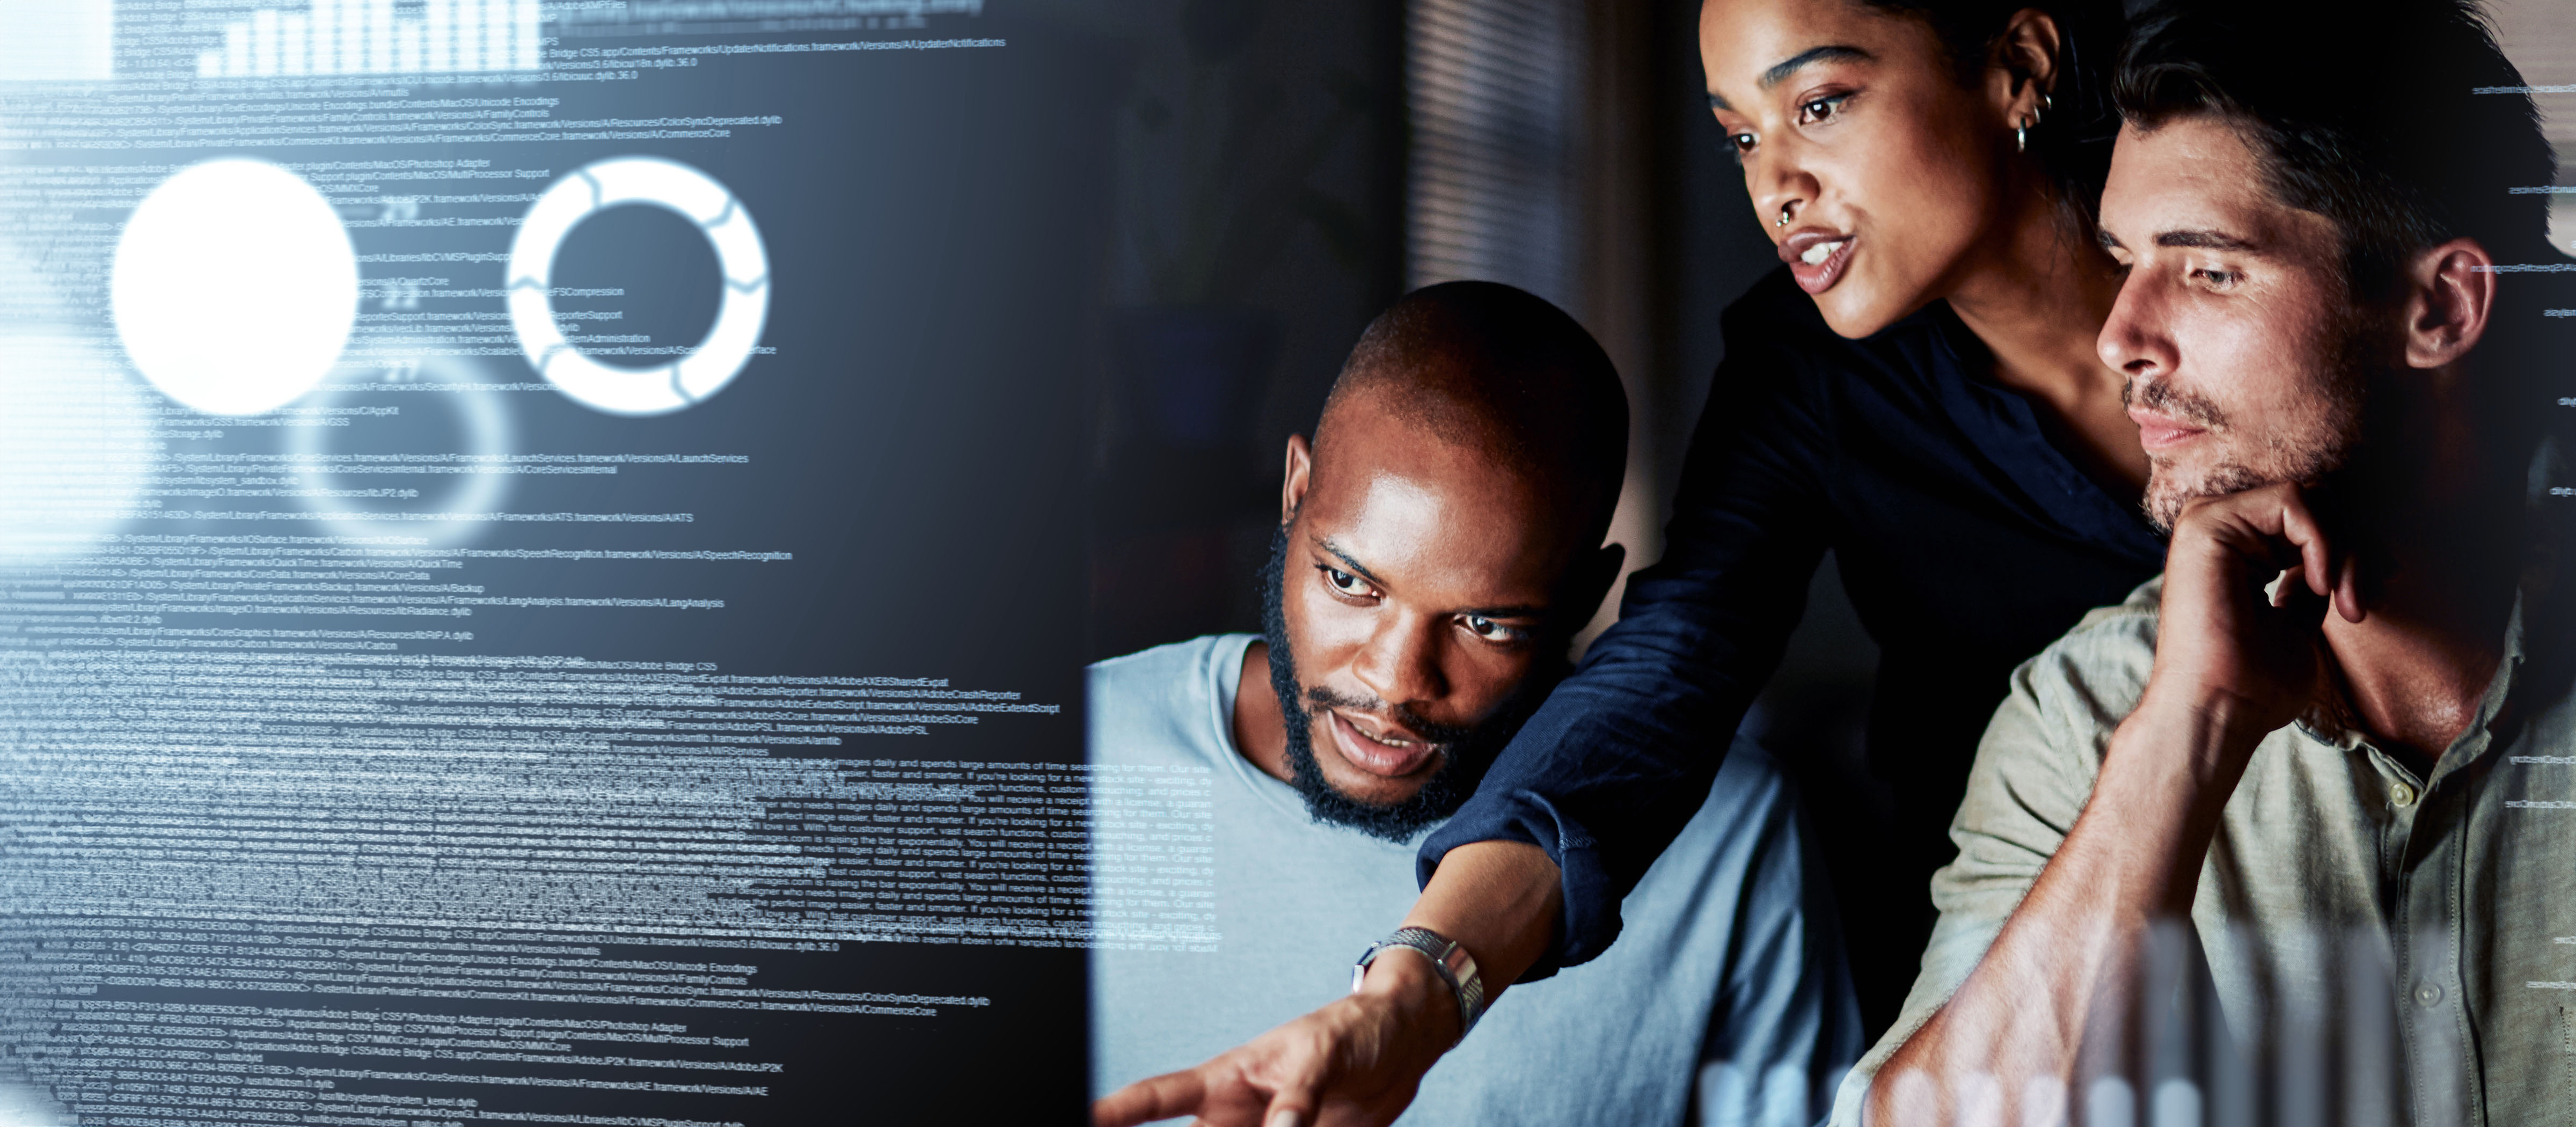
[1350,926,1487,1040]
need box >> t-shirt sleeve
[1824,587,2158,1126]
[1419,274,1841,976]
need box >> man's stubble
[2131,303,2388,534]
[1256,520,1563,843]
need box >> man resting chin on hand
[1840,2,2576,1124]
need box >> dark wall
[1070,0,1406,660]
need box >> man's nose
[1351,612,1445,711]
[2098,272,2179,380]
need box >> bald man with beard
[1086,282,1861,1127]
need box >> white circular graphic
[111,158,359,416]
[284,355,517,550]
[507,156,770,416]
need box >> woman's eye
[1796,95,1848,125]
[1729,130,1757,153]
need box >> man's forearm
[1869,697,2256,1124]
[1401,839,1562,1007]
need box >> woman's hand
[1096,841,1557,1126]
[1091,950,1461,1127]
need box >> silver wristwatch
[1351,926,1487,1041]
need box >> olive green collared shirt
[1829,572,2576,1127]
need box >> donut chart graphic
[507,156,769,416]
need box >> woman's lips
[1779,228,1855,295]
[1326,709,1438,778]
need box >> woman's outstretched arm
[1095,278,1840,1127]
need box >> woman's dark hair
[1857,0,2126,234]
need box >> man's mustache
[1302,683,1475,746]
[2124,375,2230,431]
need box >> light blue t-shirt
[1088,634,1858,1126]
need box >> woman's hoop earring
[2017,90,2050,154]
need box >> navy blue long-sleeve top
[1422,267,2169,977]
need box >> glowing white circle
[507,156,770,416]
[283,355,517,550]
[111,158,358,416]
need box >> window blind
[1406,0,1586,310]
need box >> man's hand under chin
[2140,480,2363,759]
[1091,950,1460,1127]
[1868,480,2363,1124]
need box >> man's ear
[1564,541,1627,631]
[1281,434,1313,525]
[2403,237,2496,371]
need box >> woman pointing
[1100,0,2157,1121]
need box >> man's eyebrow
[1314,536,1550,619]
[1314,537,1388,590]
[1761,45,1871,89]
[2154,229,2260,252]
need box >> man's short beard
[2133,309,2386,534]
[2135,372,2293,533]
[1257,522,1564,842]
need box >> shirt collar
[2294,513,2553,780]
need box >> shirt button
[2415,982,2444,1007]
[2389,782,2418,807]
